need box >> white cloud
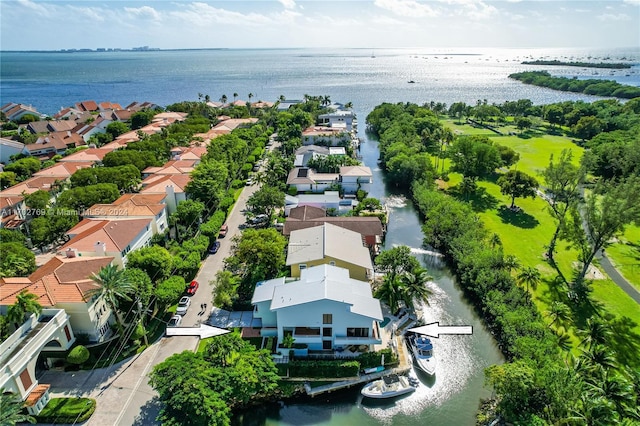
[435,0,498,20]
[124,6,161,21]
[623,0,640,5]
[374,0,439,18]
[598,13,631,21]
[279,0,297,9]
[16,0,51,17]
[170,2,271,27]
[68,5,106,22]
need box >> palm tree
[344,101,353,109]
[556,331,573,353]
[233,92,238,102]
[220,94,228,104]
[7,290,42,328]
[398,267,433,310]
[489,233,502,249]
[204,94,211,103]
[503,254,521,274]
[588,375,636,416]
[322,95,331,106]
[279,95,286,102]
[87,264,134,330]
[374,275,403,314]
[517,266,541,292]
[545,301,572,331]
[0,393,36,425]
[577,318,611,351]
[580,344,618,373]
[248,92,254,102]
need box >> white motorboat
[408,333,436,376]
[361,374,416,399]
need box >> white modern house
[318,110,356,131]
[251,264,383,352]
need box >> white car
[168,315,182,327]
[176,296,191,316]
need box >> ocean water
[2,47,639,426]
[1,47,639,119]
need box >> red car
[218,224,228,238]
[186,280,199,295]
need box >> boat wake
[383,195,407,209]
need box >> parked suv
[218,224,228,238]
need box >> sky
[0,0,638,50]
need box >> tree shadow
[497,205,540,229]
[607,315,640,369]
[132,397,162,426]
[448,185,499,213]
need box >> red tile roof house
[74,100,99,112]
[141,159,198,179]
[57,147,114,163]
[60,218,154,268]
[83,193,169,234]
[53,106,81,120]
[0,195,26,230]
[25,131,86,157]
[1,255,117,343]
[32,161,94,179]
[0,176,65,197]
[139,174,190,214]
[301,126,350,146]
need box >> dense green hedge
[286,360,360,378]
[34,397,96,424]
[357,349,397,369]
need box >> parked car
[218,224,228,238]
[250,214,269,225]
[186,280,199,295]
[208,241,221,254]
[246,178,253,186]
[168,315,182,327]
[176,296,191,315]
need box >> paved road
[40,175,262,425]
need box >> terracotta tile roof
[140,174,191,193]
[98,102,123,111]
[172,146,207,160]
[0,195,24,212]
[75,100,99,112]
[0,256,113,306]
[302,126,345,136]
[251,101,274,108]
[142,160,197,176]
[58,148,114,163]
[153,112,188,122]
[33,161,94,178]
[0,176,63,196]
[53,107,81,120]
[61,218,152,252]
[84,194,166,217]
[25,384,50,407]
[111,109,134,121]
[27,132,85,153]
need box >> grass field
[440,119,640,353]
[606,225,640,292]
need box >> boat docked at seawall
[360,374,416,399]
[408,332,436,376]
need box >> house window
[322,314,332,324]
[99,322,110,336]
[299,264,307,271]
[347,328,369,338]
[294,327,320,336]
[323,327,332,337]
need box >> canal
[237,128,504,426]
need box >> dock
[303,335,413,397]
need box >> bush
[67,345,90,365]
[357,349,397,368]
[286,360,360,378]
[34,397,96,423]
[287,186,298,196]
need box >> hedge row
[34,397,96,424]
[286,360,360,378]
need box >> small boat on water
[408,333,436,376]
[361,374,416,399]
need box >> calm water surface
[3,47,639,425]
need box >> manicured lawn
[35,397,96,423]
[606,225,640,292]
[440,121,640,359]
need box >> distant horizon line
[2,46,638,54]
